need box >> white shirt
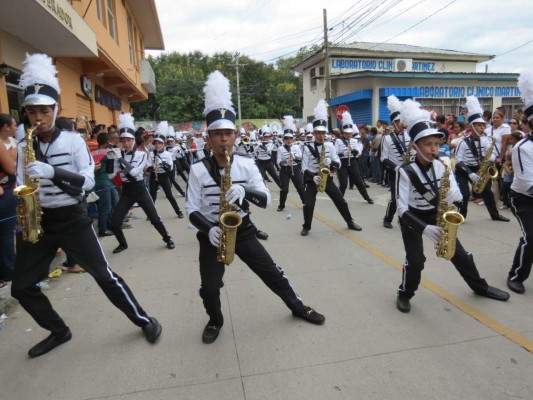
[380,132,410,166]
[455,135,496,166]
[335,137,362,159]
[485,123,511,158]
[301,141,339,174]
[17,130,94,208]
[276,143,302,167]
[255,141,275,160]
[112,149,148,182]
[186,154,271,223]
[147,150,174,174]
[511,135,533,197]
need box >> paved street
[1,181,532,400]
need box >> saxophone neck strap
[402,162,438,206]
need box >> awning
[0,0,97,57]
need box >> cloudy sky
[149,0,531,73]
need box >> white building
[293,42,520,126]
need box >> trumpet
[242,136,250,145]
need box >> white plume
[313,99,329,121]
[518,69,533,104]
[306,123,313,133]
[156,120,169,135]
[261,123,270,134]
[341,111,354,126]
[203,70,235,115]
[465,95,483,115]
[118,113,135,131]
[283,115,296,132]
[401,99,430,127]
[168,125,175,136]
[19,53,60,93]
[387,95,402,113]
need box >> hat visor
[313,126,328,132]
[283,133,294,138]
[154,138,165,143]
[469,117,486,125]
[413,128,445,143]
[120,133,135,139]
[207,120,236,131]
[23,94,56,106]
[342,128,354,133]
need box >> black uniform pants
[176,158,190,179]
[197,222,304,326]
[110,181,170,247]
[12,204,151,335]
[384,168,398,223]
[168,168,186,196]
[149,172,182,215]
[279,166,305,208]
[302,176,353,230]
[256,159,281,188]
[508,191,533,283]
[455,168,499,219]
[397,213,488,299]
[338,159,371,199]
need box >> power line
[495,39,533,59]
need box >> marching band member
[254,125,281,187]
[335,111,374,203]
[276,115,305,211]
[381,95,410,229]
[175,132,191,177]
[394,99,509,313]
[108,113,176,254]
[147,134,184,218]
[454,96,509,222]
[12,53,162,358]
[185,71,325,344]
[507,70,533,294]
[300,99,362,236]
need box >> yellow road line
[283,192,533,352]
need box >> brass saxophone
[435,156,464,260]
[317,142,330,192]
[472,135,498,193]
[13,122,43,243]
[347,139,352,166]
[217,147,243,265]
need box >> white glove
[423,225,443,244]
[208,226,222,247]
[324,157,331,166]
[106,149,117,159]
[468,173,480,183]
[225,184,245,205]
[343,150,349,157]
[313,175,321,185]
[27,161,55,179]
[445,189,463,204]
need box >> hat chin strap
[412,143,434,163]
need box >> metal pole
[234,52,243,129]
[323,9,332,126]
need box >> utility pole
[233,52,246,129]
[323,9,332,126]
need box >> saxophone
[347,139,352,166]
[471,135,498,193]
[317,142,330,192]
[435,156,464,260]
[217,147,243,265]
[13,122,43,243]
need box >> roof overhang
[0,0,97,57]
[126,0,165,50]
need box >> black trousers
[110,181,170,247]
[302,176,353,230]
[176,158,190,179]
[149,172,182,215]
[397,213,488,299]
[338,159,371,199]
[383,169,398,223]
[455,168,499,219]
[197,222,304,326]
[11,204,151,335]
[169,168,186,196]
[256,159,281,188]
[508,191,533,283]
[279,166,305,208]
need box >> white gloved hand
[208,226,222,247]
[324,157,331,166]
[423,225,443,244]
[468,172,480,183]
[225,184,245,205]
[313,175,321,185]
[27,161,55,179]
[445,189,463,204]
[343,150,349,157]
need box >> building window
[319,66,325,77]
[107,0,116,40]
[501,97,523,121]
[96,0,104,22]
[127,14,135,65]
[309,68,317,91]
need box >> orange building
[0,0,164,126]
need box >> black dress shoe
[28,329,72,358]
[98,231,114,237]
[492,215,510,222]
[113,244,128,254]
[165,238,175,250]
[301,228,309,236]
[277,206,284,212]
[364,183,370,188]
[256,230,269,240]
[396,296,411,313]
[347,221,362,231]
[366,198,374,204]
[177,211,184,219]
[383,221,393,229]
[142,317,162,343]
[478,286,510,301]
[292,306,325,325]
[507,279,525,294]
[202,323,221,344]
